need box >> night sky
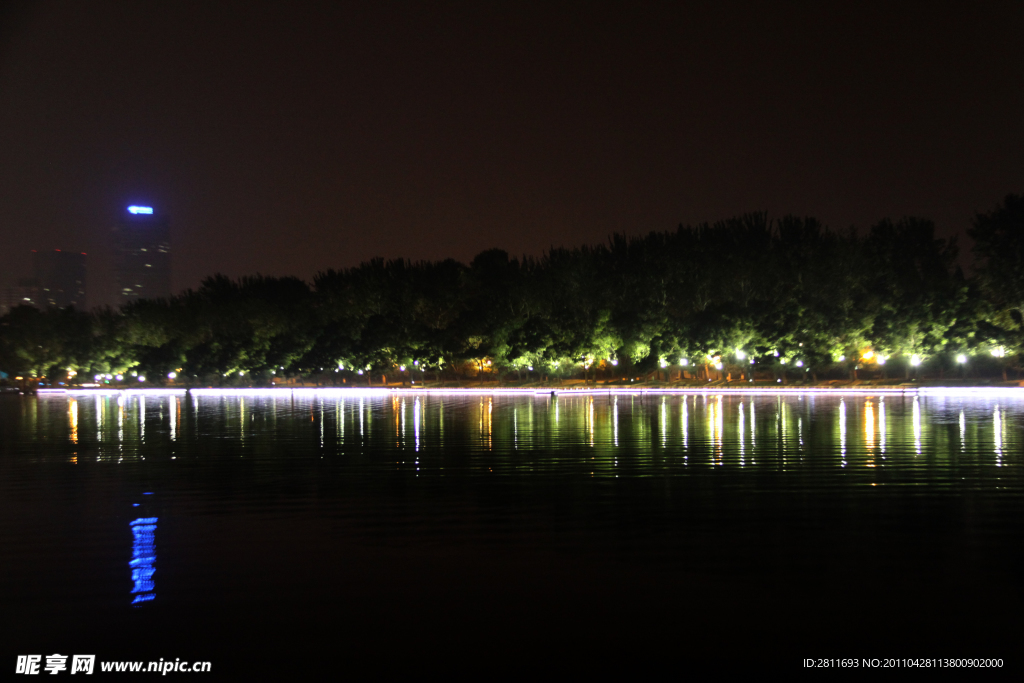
[1,1,1022,307]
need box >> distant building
[112,205,171,305]
[0,278,41,315]
[33,249,87,309]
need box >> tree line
[2,194,1023,386]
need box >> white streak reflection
[913,396,921,455]
[839,399,846,467]
[994,404,1003,465]
[170,396,177,441]
[738,401,745,465]
[680,397,686,450]
[613,397,619,447]
[660,397,666,447]
[879,399,886,457]
[414,397,421,452]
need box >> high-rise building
[112,205,171,305]
[32,249,87,309]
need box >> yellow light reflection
[395,396,402,445]
[709,395,723,465]
[68,398,78,445]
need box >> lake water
[2,389,1021,674]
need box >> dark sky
[2,1,1023,307]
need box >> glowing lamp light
[528,366,534,371]
[399,365,406,371]
[94,374,102,381]
[780,359,787,365]
[413,360,419,366]
[877,356,886,366]
[680,359,688,366]
[659,359,668,368]
[239,371,245,376]
[991,347,1006,358]
[735,349,746,360]
[167,372,177,379]
[862,351,874,360]
[610,359,619,366]
[138,376,145,382]
[838,355,845,362]
[795,360,804,367]
[115,374,123,381]
[127,205,153,214]
[105,374,113,380]
[910,355,922,367]
[357,370,364,375]
[714,362,723,370]
[956,354,967,364]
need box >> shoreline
[24,383,1024,397]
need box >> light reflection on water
[0,391,1018,482]
[3,389,1024,669]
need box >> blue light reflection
[129,516,157,605]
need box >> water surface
[2,390,1021,673]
